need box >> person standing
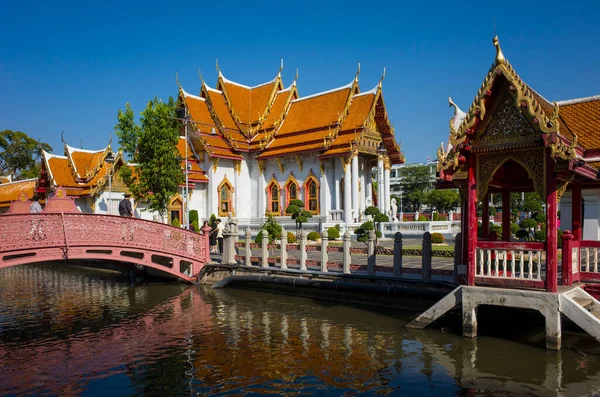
[215,219,225,255]
[30,195,42,213]
[118,193,133,217]
[209,219,218,253]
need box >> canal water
[2,264,600,396]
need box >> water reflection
[1,264,600,396]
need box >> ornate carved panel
[477,148,545,202]
[475,93,539,149]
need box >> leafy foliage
[519,218,538,230]
[256,215,282,243]
[0,130,52,180]
[307,231,321,241]
[285,199,312,229]
[431,233,444,244]
[354,220,375,243]
[189,210,199,228]
[327,226,340,240]
[425,190,460,213]
[171,217,181,227]
[190,220,199,232]
[287,231,297,244]
[116,97,183,215]
[418,215,427,221]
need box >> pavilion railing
[475,241,546,289]
[562,232,600,285]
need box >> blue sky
[1,0,598,163]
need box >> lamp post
[376,142,386,213]
[105,150,115,215]
[176,107,190,229]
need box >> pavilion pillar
[344,158,352,224]
[572,184,582,241]
[502,188,511,241]
[461,192,468,270]
[546,153,558,293]
[377,155,384,213]
[481,193,489,240]
[351,155,359,222]
[467,154,477,286]
[384,158,391,216]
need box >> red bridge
[0,211,211,283]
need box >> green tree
[355,206,388,245]
[425,189,460,213]
[114,102,141,159]
[285,199,313,229]
[117,97,183,215]
[399,165,432,211]
[0,130,52,180]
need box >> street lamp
[376,142,386,213]
[176,107,190,229]
[105,150,115,214]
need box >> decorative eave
[88,151,126,197]
[438,36,582,174]
[257,83,299,150]
[199,82,241,152]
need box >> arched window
[304,172,320,214]
[284,174,300,214]
[266,177,282,215]
[217,176,234,216]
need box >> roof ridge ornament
[493,35,505,65]
[198,68,205,93]
[176,71,181,88]
[279,57,284,73]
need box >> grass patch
[403,244,454,252]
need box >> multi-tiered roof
[180,66,404,164]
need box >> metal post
[184,115,189,229]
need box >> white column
[344,158,352,224]
[319,160,329,219]
[351,155,359,223]
[377,156,384,213]
[258,167,266,218]
[384,162,391,216]
[366,161,373,209]
[206,159,215,217]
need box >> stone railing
[222,228,459,282]
[562,232,600,286]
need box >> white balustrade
[475,245,543,281]
[580,247,600,273]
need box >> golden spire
[279,57,284,73]
[176,71,182,89]
[493,35,505,65]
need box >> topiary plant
[189,210,199,229]
[510,222,519,235]
[307,231,321,241]
[256,215,282,243]
[172,218,181,227]
[520,218,537,230]
[327,226,340,240]
[190,220,199,232]
[418,215,427,222]
[287,231,297,244]
[431,233,444,244]
[285,199,313,229]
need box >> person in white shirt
[215,219,225,255]
[30,196,42,213]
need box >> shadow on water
[1,263,600,396]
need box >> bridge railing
[0,213,210,270]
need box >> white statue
[390,198,397,221]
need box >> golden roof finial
[493,35,505,65]
[279,57,284,73]
[176,71,181,89]
[295,68,298,81]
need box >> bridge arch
[0,213,211,283]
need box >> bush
[307,231,321,241]
[328,226,340,240]
[287,231,297,244]
[334,224,341,231]
[418,215,427,221]
[431,233,444,244]
[256,215,282,244]
[255,230,265,244]
[533,229,546,242]
[520,218,537,230]
[190,220,199,232]
[510,223,520,235]
[171,218,181,227]
[189,210,199,228]
[209,214,217,224]
[515,229,530,240]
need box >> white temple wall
[559,189,600,241]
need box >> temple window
[218,176,234,216]
[284,174,300,214]
[304,173,320,214]
[266,177,282,215]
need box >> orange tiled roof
[219,76,279,128]
[43,149,113,196]
[257,84,354,159]
[0,179,36,207]
[558,97,600,150]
